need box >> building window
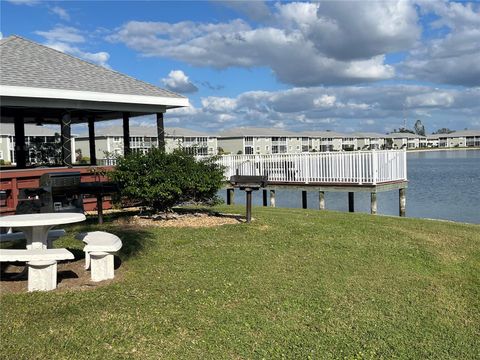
[245,146,254,154]
[113,136,121,142]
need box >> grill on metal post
[229,173,268,223]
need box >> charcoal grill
[229,175,268,223]
[16,172,118,222]
[16,172,84,214]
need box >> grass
[1,205,479,359]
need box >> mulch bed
[112,211,244,228]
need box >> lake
[220,149,480,224]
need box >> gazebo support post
[122,112,130,156]
[88,116,97,166]
[13,111,27,169]
[157,112,165,151]
[60,113,72,167]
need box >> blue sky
[1,0,479,134]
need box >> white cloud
[35,26,85,43]
[35,26,110,68]
[161,70,198,93]
[6,0,39,5]
[45,41,110,68]
[402,1,480,86]
[165,85,480,133]
[405,92,455,108]
[108,1,420,86]
[51,6,70,21]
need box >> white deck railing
[213,150,407,185]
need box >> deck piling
[348,192,354,212]
[370,192,377,215]
[270,190,276,208]
[226,189,234,205]
[262,189,268,207]
[399,188,406,217]
[302,191,307,209]
[319,191,325,210]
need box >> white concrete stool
[0,248,74,292]
[76,231,122,282]
[28,259,58,292]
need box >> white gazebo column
[157,112,165,151]
[60,112,72,167]
[122,112,131,156]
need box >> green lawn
[1,206,479,359]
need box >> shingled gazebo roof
[0,35,189,124]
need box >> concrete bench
[0,248,74,292]
[76,231,122,282]
[0,229,66,248]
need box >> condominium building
[217,128,303,155]
[384,133,427,149]
[437,130,480,148]
[0,123,73,165]
[308,131,344,152]
[75,126,217,162]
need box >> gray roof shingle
[0,35,186,100]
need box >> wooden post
[399,188,406,217]
[270,189,276,208]
[262,189,268,206]
[157,112,165,151]
[319,191,325,210]
[13,111,26,169]
[88,116,97,166]
[370,192,377,215]
[61,112,72,167]
[348,192,354,212]
[122,112,130,156]
[302,190,307,209]
[246,189,252,223]
[226,188,234,205]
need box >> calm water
[221,150,480,224]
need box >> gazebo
[0,35,189,168]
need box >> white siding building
[437,130,480,148]
[217,128,302,155]
[75,126,217,162]
[0,123,74,165]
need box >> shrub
[110,148,225,212]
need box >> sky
[1,0,479,135]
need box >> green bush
[110,149,225,212]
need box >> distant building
[437,130,480,148]
[217,128,302,155]
[384,133,427,149]
[426,134,440,147]
[74,126,217,162]
[0,123,72,165]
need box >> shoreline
[407,147,480,153]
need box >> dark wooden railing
[0,166,115,215]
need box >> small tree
[414,119,426,136]
[110,148,225,212]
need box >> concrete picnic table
[0,213,86,249]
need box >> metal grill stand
[229,175,268,223]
